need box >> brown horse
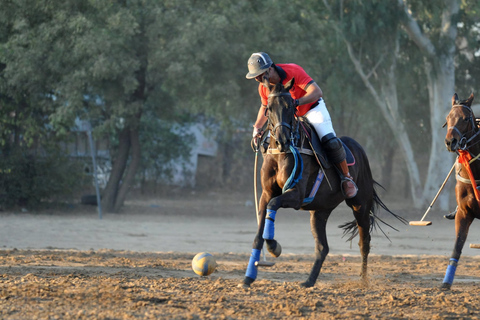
[242,78,405,288]
[443,92,480,290]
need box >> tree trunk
[103,23,147,213]
[102,128,131,212]
[341,34,423,207]
[399,0,459,210]
[381,143,395,191]
[421,58,457,210]
[113,129,141,212]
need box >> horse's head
[445,93,476,152]
[265,77,296,153]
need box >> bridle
[267,91,298,145]
[449,104,480,201]
[266,90,304,193]
[448,104,480,151]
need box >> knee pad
[321,134,346,163]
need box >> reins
[267,91,303,193]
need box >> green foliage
[1,0,480,202]
[0,146,86,209]
[455,1,480,95]
[138,112,195,183]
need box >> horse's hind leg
[302,209,333,288]
[441,210,474,290]
[350,201,371,282]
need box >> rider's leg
[321,134,358,198]
[304,100,358,199]
[444,206,457,220]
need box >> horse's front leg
[263,187,304,257]
[441,208,474,290]
[242,187,303,287]
[242,192,271,287]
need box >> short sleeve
[258,84,268,106]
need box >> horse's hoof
[242,277,254,288]
[440,283,451,291]
[238,282,250,289]
[266,240,282,258]
[300,281,314,288]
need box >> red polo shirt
[258,63,317,116]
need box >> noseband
[449,104,480,150]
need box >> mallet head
[409,221,432,226]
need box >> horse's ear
[468,93,475,105]
[452,93,458,106]
[284,77,295,92]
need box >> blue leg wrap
[263,209,276,240]
[245,249,261,280]
[442,258,458,285]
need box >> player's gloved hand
[252,126,263,150]
[252,126,262,138]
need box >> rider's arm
[253,105,267,137]
[297,82,323,106]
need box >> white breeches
[304,99,335,140]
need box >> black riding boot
[444,206,457,220]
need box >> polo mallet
[253,137,275,267]
[409,162,455,226]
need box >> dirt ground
[1,189,480,319]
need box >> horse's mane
[271,83,286,94]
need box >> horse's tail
[339,180,407,242]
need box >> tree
[1,0,274,211]
[397,0,459,209]
[321,0,480,209]
[0,1,183,211]
[0,1,87,208]
[2,0,478,212]
[321,0,429,206]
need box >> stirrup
[341,176,358,199]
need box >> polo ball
[192,252,217,276]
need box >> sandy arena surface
[1,190,480,319]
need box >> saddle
[259,117,355,168]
